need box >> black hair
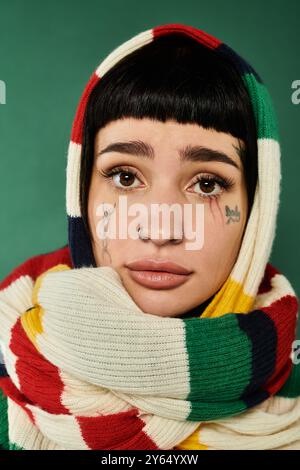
[80,33,258,241]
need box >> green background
[0,0,299,310]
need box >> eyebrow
[97,140,241,170]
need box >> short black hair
[80,33,258,240]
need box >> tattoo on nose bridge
[225,205,240,224]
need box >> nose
[135,192,185,247]
[137,219,183,246]
[153,236,182,246]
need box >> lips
[126,259,192,275]
[125,259,193,290]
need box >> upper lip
[126,258,193,275]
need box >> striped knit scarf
[0,23,299,450]
[0,259,299,450]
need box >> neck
[180,294,215,319]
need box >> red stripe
[258,262,280,295]
[70,72,100,144]
[262,294,299,395]
[263,360,292,395]
[0,245,72,291]
[77,408,159,450]
[153,23,222,49]
[0,376,35,424]
[9,318,70,415]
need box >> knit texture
[0,23,299,450]
[0,247,299,450]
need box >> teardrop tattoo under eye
[98,166,236,201]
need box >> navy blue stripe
[242,389,270,409]
[237,309,277,408]
[0,357,8,378]
[217,43,263,83]
[68,216,96,269]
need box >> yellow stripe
[32,264,71,304]
[174,429,208,450]
[200,275,255,318]
[21,263,71,349]
[21,305,44,350]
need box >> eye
[99,166,143,191]
[112,170,140,189]
[188,174,235,200]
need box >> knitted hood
[66,22,281,312]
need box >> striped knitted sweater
[0,23,300,450]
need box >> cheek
[87,176,113,238]
[204,188,247,233]
[202,195,247,264]
[87,182,132,267]
[208,197,226,226]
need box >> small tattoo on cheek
[101,202,116,264]
[225,204,240,224]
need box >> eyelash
[98,166,235,201]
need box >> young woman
[0,23,299,450]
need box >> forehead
[94,117,243,168]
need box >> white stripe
[253,272,298,309]
[2,345,20,391]
[140,413,201,449]
[59,368,133,416]
[231,138,281,296]
[111,391,192,421]
[198,396,300,449]
[36,266,190,398]
[7,398,64,450]
[95,29,153,78]
[0,274,33,340]
[27,403,89,450]
[0,274,34,390]
[66,141,82,217]
[200,423,300,450]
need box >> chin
[130,293,185,318]
[121,273,194,317]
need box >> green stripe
[276,362,300,398]
[0,388,9,450]
[0,389,26,450]
[184,314,253,420]
[242,73,280,141]
[9,442,24,450]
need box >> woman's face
[88,117,248,317]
